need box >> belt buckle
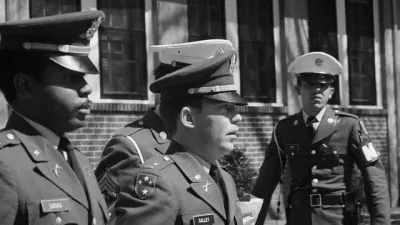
[310,194,322,207]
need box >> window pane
[346,0,376,105]
[308,0,340,105]
[238,0,275,102]
[30,0,80,18]
[98,0,147,99]
[187,0,226,41]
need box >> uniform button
[159,131,167,139]
[333,150,338,154]
[56,217,62,225]
[6,133,14,140]
[312,189,318,193]
[312,165,317,170]
[163,156,170,161]
[311,150,316,155]
[312,178,318,184]
[291,152,295,156]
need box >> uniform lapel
[217,163,236,222]
[6,113,89,209]
[312,107,338,144]
[71,150,108,224]
[168,144,227,219]
[19,132,89,209]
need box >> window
[346,0,376,105]
[30,0,80,18]
[308,0,340,105]
[237,0,275,103]
[187,0,226,41]
[98,0,147,99]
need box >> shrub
[219,147,257,199]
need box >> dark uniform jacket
[114,141,244,225]
[95,108,170,209]
[0,112,109,225]
[252,107,390,225]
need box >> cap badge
[229,54,237,73]
[315,58,324,67]
[85,17,103,41]
[215,47,225,56]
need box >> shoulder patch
[135,172,157,199]
[141,155,174,171]
[0,130,21,149]
[114,126,144,138]
[335,110,359,119]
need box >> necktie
[306,116,317,140]
[209,165,228,213]
[58,136,85,185]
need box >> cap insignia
[315,58,323,67]
[85,17,103,41]
[229,54,237,73]
[215,47,225,56]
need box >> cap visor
[203,91,247,106]
[48,54,99,74]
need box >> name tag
[41,198,70,213]
[193,214,214,225]
[284,144,299,150]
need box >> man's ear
[329,87,335,99]
[295,85,301,95]
[180,106,195,129]
[13,72,35,100]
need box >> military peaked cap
[0,10,105,74]
[288,52,343,83]
[150,49,247,106]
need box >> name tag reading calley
[193,214,214,225]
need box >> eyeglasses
[303,82,332,90]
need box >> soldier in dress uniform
[95,39,235,222]
[113,46,246,225]
[252,52,390,225]
[0,11,109,225]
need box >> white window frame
[335,0,382,109]
[226,0,283,107]
[86,0,156,105]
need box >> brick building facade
[0,0,400,223]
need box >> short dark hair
[159,94,203,136]
[0,50,50,104]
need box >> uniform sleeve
[114,169,178,225]
[252,126,286,203]
[0,159,18,225]
[95,135,143,209]
[349,121,390,225]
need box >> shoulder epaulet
[0,130,21,149]
[334,110,359,119]
[114,125,144,137]
[278,114,296,122]
[141,155,175,172]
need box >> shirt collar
[186,150,211,173]
[13,111,60,148]
[302,106,327,124]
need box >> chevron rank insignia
[135,173,157,199]
[98,170,119,203]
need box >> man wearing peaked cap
[253,52,390,225]
[0,11,109,225]
[114,49,248,225]
[95,39,234,224]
